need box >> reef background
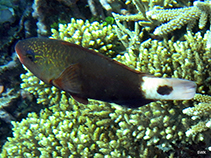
[1,0,211,157]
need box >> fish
[15,37,196,108]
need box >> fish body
[15,37,196,108]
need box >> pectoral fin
[52,64,82,94]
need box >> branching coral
[112,19,144,55]
[183,94,211,139]
[112,0,191,38]
[112,0,186,23]
[50,18,122,57]
[1,99,121,158]
[112,1,211,59]
[20,66,70,107]
[113,1,211,153]
[146,1,211,36]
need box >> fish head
[16,40,36,65]
[15,37,59,83]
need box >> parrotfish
[15,37,196,108]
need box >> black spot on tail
[157,85,173,95]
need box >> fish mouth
[15,49,24,64]
[16,53,24,64]
[15,42,25,64]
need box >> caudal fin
[141,76,196,100]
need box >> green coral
[183,94,211,139]
[20,66,68,107]
[50,18,122,57]
[112,0,192,37]
[1,100,118,158]
[145,1,211,36]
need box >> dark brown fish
[15,37,196,108]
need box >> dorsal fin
[61,40,141,74]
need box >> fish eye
[26,50,35,61]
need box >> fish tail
[141,76,196,100]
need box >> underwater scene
[0,0,211,157]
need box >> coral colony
[1,0,211,157]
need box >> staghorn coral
[20,66,65,107]
[112,19,144,55]
[183,94,211,139]
[111,0,191,38]
[1,99,120,158]
[124,0,188,18]
[112,0,187,23]
[50,18,122,57]
[112,0,211,44]
[146,1,211,36]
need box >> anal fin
[71,94,88,104]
